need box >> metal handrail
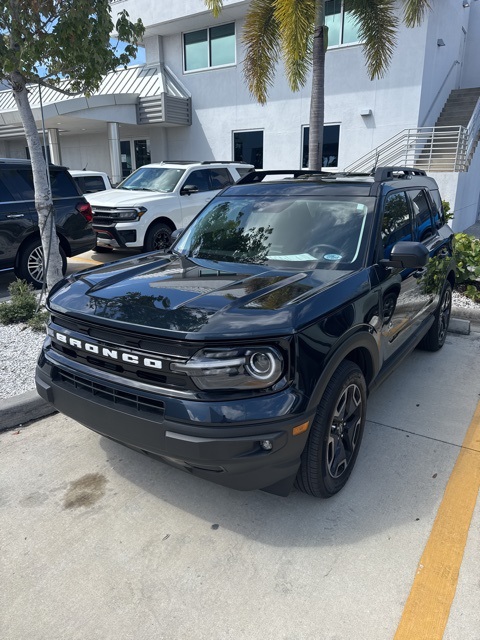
[419,60,460,127]
[344,125,468,173]
[465,97,480,165]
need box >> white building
[1,0,480,230]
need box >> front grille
[57,369,165,417]
[48,312,200,393]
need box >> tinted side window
[0,169,35,200]
[83,176,107,193]
[0,175,15,202]
[50,171,80,198]
[407,189,437,242]
[381,191,412,255]
[185,169,211,192]
[208,168,234,189]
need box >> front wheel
[295,361,367,498]
[143,222,173,253]
[16,238,67,289]
[418,281,452,352]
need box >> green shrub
[0,279,47,330]
[452,233,480,302]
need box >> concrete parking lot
[1,329,480,640]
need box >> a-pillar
[107,122,122,185]
[47,128,62,165]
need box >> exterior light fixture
[437,39,446,46]
[463,1,470,7]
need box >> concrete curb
[0,307,479,432]
[0,389,56,432]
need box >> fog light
[260,440,273,451]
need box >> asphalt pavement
[1,328,480,640]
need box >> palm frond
[402,0,431,27]
[347,0,398,79]
[203,0,224,18]
[242,0,281,104]
[273,0,316,92]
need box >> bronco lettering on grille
[54,332,163,369]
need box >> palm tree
[205,0,431,170]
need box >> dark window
[50,171,79,198]
[233,131,264,168]
[302,125,340,168]
[120,140,132,178]
[208,168,234,189]
[185,169,211,192]
[25,145,51,163]
[382,191,412,255]
[0,176,15,202]
[80,176,109,193]
[184,23,235,71]
[407,189,437,242]
[4,169,35,200]
[134,139,151,169]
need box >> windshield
[117,167,185,192]
[174,195,374,269]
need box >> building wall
[461,2,480,88]
[156,11,429,169]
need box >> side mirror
[380,241,429,269]
[180,185,199,196]
[171,228,184,242]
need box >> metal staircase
[345,88,480,174]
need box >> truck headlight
[114,207,147,221]
[171,347,284,390]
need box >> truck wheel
[295,361,367,498]
[418,281,452,352]
[16,238,67,288]
[144,222,173,252]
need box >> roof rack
[373,166,427,181]
[236,169,335,184]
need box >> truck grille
[48,312,200,394]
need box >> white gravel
[0,291,479,400]
[0,324,46,399]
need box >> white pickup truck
[88,161,253,252]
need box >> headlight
[171,346,284,391]
[114,207,147,221]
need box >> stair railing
[465,97,480,167]
[344,125,468,174]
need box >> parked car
[0,159,96,287]
[36,166,454,497]
[88,161,254,253]
[68,170,112,195]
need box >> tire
[418,280,452,352]
[143,222,173,253]
[295,361,367,498]
[16,237,67,289]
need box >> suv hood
[88,188,174,207]
[48,253,367,339]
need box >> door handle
[6,213,24,218]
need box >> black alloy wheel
[295,360,367,498]
[144,222,173,252]
[418,281,452,352]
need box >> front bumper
[36,351,313,495]
[93,223,138,248]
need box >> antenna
[371,150,380,175]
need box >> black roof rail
[236,169,336,184]
[374,166,427,181]
[200,160,252,165]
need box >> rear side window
[50,170,80,198]
[407,189,437,242]
[209,168,234,189]
[0,175,15,202]
[75,176,108,193]
[0,169,35,200]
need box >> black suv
[36,167,455,498]
[0,159,96,287]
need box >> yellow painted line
[68,257,102,265]
[394,401,480,640]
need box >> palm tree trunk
[309,0,326,171]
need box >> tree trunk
[309,0,326,171]
[11,71,63,290]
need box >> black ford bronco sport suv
[0,159,95,287]
[36,167,455,498]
